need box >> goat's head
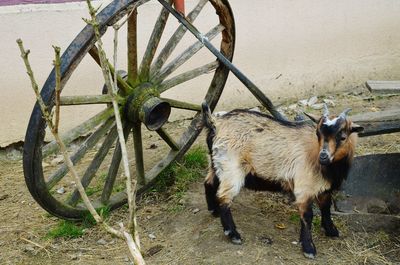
[305,105,364,166]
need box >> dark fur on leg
[299,202,316,259]
[317,192,339,237]
[220,204,242,244]
[204,176,220,217]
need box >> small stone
[124,257,130,262]
[148,144,157,150]
[323,99,335,106]
[51,155,64,166]
[24,245,35,253]
[236,250,243,256]
[145,245,164,257]
[96,238,107,245]
[311,103,324,110]
[192,208,200,214]
[308,96,318,106]
[298,99,309,106]
[56,187,65,194]
[291,241,298,245]
[288,104,298,110]
[259,236,273,245]
[70,254,79,260]
[148,233,156,240]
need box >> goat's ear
[350,123,364,133]
[303,112,320,123]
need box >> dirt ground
[0,88,399,265]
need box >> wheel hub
[125,82,171,130]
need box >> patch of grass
[154,146,208,194]
[151,146,208,209]
[288,213,320,229]
[82,206,111,228]
[46,220,84,239]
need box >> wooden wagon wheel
[23,0,235,220]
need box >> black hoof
[224,230,242,245]
[301,242,316,259]
[324,224,339,237]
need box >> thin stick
[85,0,144,262]
[20,237,51,258]
[53,45,61,133]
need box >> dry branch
[84,0,144,262]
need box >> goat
[202,102,363,259]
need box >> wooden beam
[366,80,400,94]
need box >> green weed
[46,220,84,239]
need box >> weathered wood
[161,98,201,111]
[366,80,400,94]
[100,124,132,204]
[351,109,400,137]
[46,118,115,189]
[89,47,132,94]
[67,125,118,205]
[150,0,208,75]
[158,61,219,93]
[42,107,114,158]
[156,128,179,150]
[139,0,172,80]
[132,122,145,185]
[59,95,116,105]
[153,24,225,83]
[127,10,138,85]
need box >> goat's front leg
[317,192,339,237]
[298,200,316,259]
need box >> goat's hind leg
[317,192,339,237]
[216,172,244,245]
[204,169,220,216]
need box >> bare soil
[1,89,399,265]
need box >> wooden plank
[366,80,400,94]
[350,108,400,137]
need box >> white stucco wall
[1,0,400,146]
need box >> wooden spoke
[150,0,208,75]
[127,10,138,85]
[100,125,132,204]
[89,47,132,94]
[138,0,172,80]
[42,107,114,158]
[161,98,201,111]
[46,118,115,189]
[152,24,224,83]
[59,95,117,105]
[158,61,219,93]
[156,128,179,150]
[132,122,145,185]
[67,125,118,205]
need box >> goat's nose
[319,150,331,165]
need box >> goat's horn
[339,108,352,119]
[323,103,330,118]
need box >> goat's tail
[201,101,216,153]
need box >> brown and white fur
[202,102,363,259]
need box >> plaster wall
[1,0,400,146]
